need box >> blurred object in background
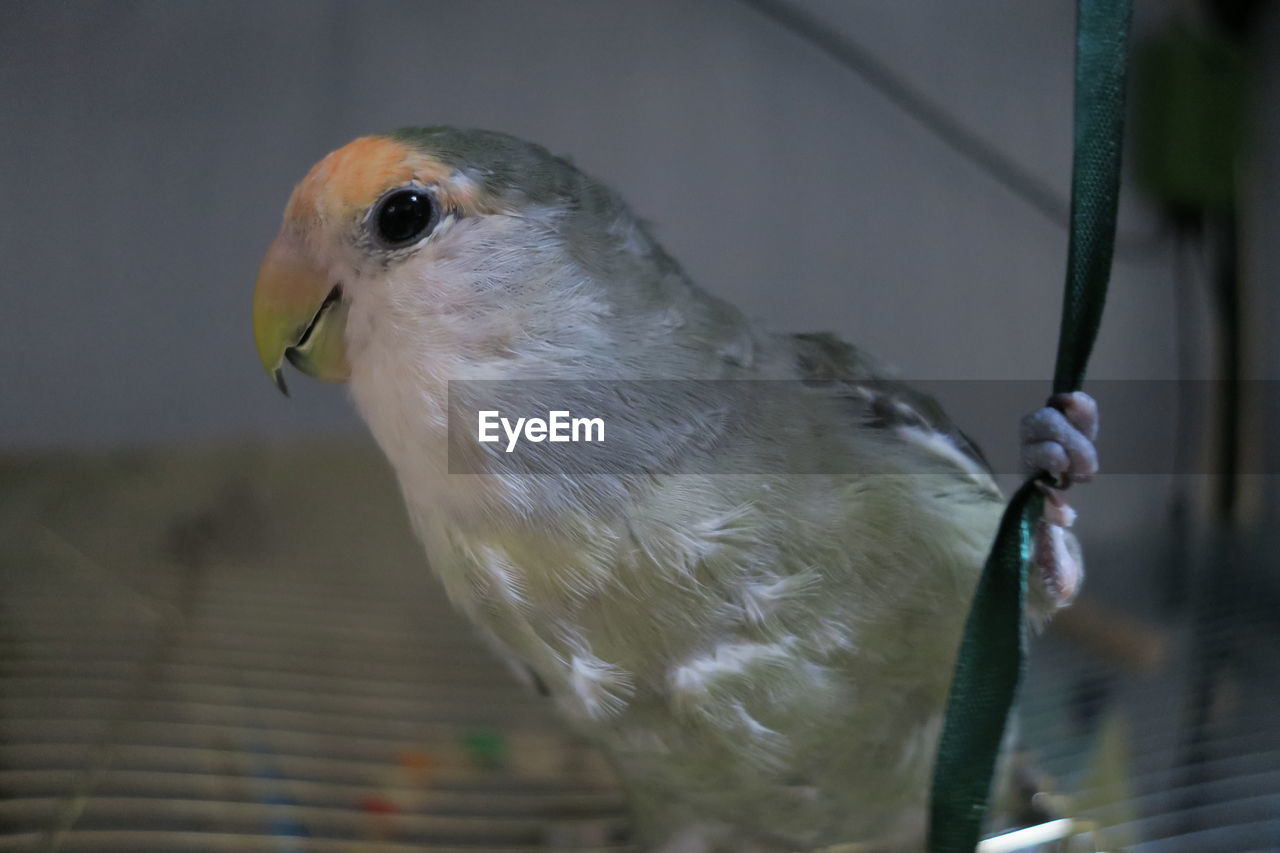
[1131,5,1280,852]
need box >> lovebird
[252,128,1098,852]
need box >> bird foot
[1020,392,1098,485]
[1021,392,1097,610]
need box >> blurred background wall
[0,0,1275,547]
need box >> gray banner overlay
[445,380,1271,476]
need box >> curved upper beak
[252,233,350,395]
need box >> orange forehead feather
[284,136,487,227]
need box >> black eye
[374,189,436,246]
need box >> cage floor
[0,444,629,852]
[1,442,1277,852]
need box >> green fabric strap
[926,2,1132,852]
[1054,0,1133,396]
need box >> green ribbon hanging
[927,2,1132,851]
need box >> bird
[251,127,1099,852]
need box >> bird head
[252,127,684,395]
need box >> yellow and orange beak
[252,233,350,395]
